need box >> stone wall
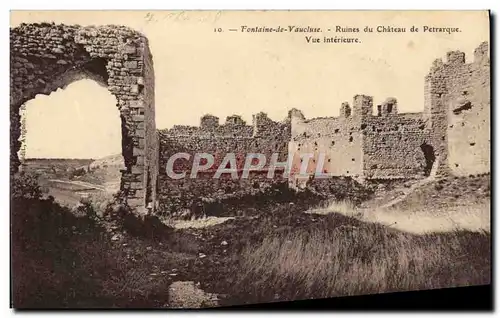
[363,112,430,179]
[10,23,156,213]
[141,41,159,211]
[428,42,490,176]
[289,115,364,179]
[10,26,489,217]
[157,113,290,216]
[288,95,430,182]
[155,41,489,216]
[288,42,490,183]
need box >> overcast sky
[11,11,489,158]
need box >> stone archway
[10,23,158,214]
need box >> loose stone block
[124,60,138,69]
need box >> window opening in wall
[420,142,436,177]
[453,100,472,115]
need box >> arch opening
[19,79,125,206]
[11,23,156,214]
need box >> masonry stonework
[427,42,490,176]
[10,23,157,213]
[288,42,490,183]
[10,25,489,218]
[157,113,291,216]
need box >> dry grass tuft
[306,198,358,217]
[310,199,491,235]
[233,217,490,303]
[306,179,490,235]
[363,202,491,234]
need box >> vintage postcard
[10,10,491,309]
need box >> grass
[306,174,491,234]
[365,203,490,234]
[11,173,491,308]
[308,198,490,234]
[12,195,491,307]
[223,176,491,304]
[306,198,359,217]
[229,214,490,303]
[10,195,188,308]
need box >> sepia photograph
[9,10,491,309]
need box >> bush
[11,175,181,308]
[69,167,87,179]
[121,212,174,241]
[11,172,42,200]
[11,193,175,308]
[11,193,103,307]
[308,177,374,204]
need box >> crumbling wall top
[162,111,293,139]
[288,108,306,121]
[11,22,147,45]
[446,50,466,64]
[427,41,489,77]
[474,41,489,64]
[225,114,246,125]
[340,102,352,118]
[379,97,398,116]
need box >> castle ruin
[10,23,159,214]
[288,41,490,185]
[9,23,490,217]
